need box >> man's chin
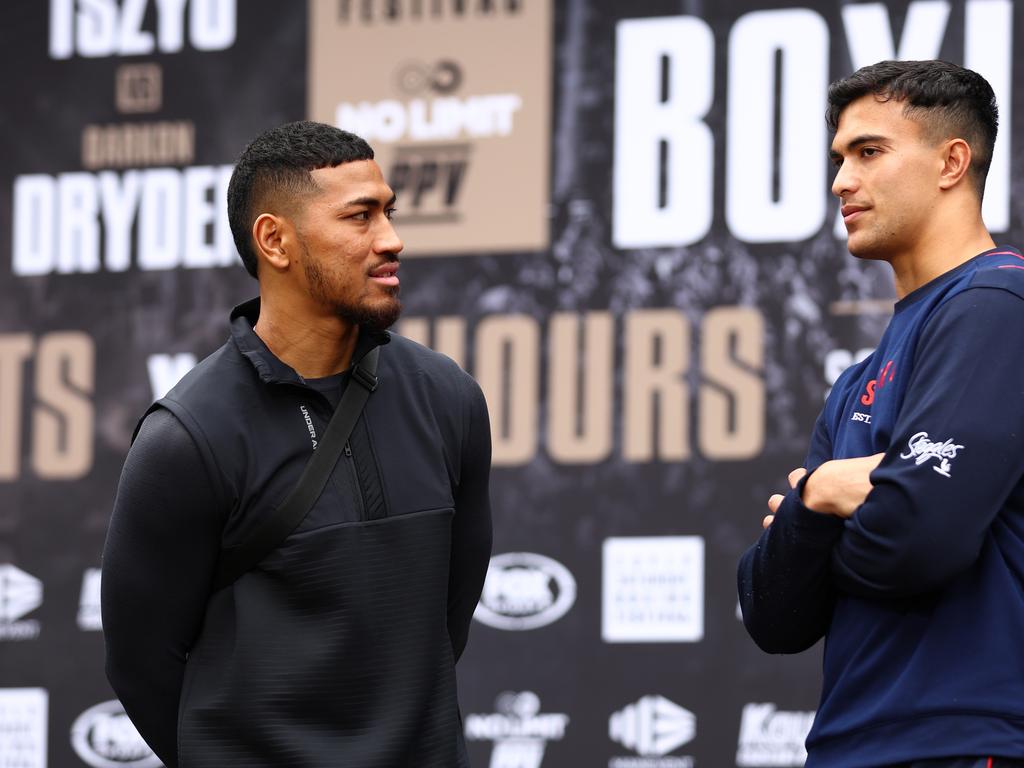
[845,236,887,262]
[339,297,402,332]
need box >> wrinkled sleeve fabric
[101,408,225,768]
[832,287,1024,598]
[737,385,847,654]
[446,375,493,662]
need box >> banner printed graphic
[307,0,552,255]
[0,1,1018,766]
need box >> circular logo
[474,552,577,630]
[496,690,541,718]
[70,700,161,768]
[395,59,463,95]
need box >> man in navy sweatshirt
[738,60,1024,767]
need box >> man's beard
[304,258,402,332]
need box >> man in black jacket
[102,121,493,767]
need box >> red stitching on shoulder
[988,250,1024,260]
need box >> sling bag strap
[211,346,380,591]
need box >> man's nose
[375,217,404,256]
[831,161,856,198]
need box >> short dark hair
[227,121,374,278]
[826,60,998,198]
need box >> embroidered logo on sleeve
[898,431,964,477]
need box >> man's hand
[762,453,884,528]
[801,453,884,518]
[764,467,807,529]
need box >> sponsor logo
[338,91,522,143]
[114,63,163,114]
[0,564,43,641]
[70,700,161,768]
[78,568,102,631]
[300,406,319,450]
[899,431,964,478]
[602,537,704,643]
[608,695,696,768]
[859,359,895,407]
[309,0,551,254]
[0,688,48,768]
[474,552,576,631]
[336,78,519,227]
[465,691,569,768]
[859,379,877,406]
[396,59,463,95]
[387,142,472,225]
[736,703,814,767]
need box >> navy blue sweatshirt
[739,248,1024,766]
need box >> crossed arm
[740,286,1024,652]
[763,453,883,529]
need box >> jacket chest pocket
[283,443,366,534]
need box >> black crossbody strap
[212,347,380,591]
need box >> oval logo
[474,552,576,630]
[70,700,162,768]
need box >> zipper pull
[344,442,352,458]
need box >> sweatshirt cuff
[777,471,845,540]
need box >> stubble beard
[303,257,403,332]
[847,225,896,263]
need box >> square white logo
[602,537,704,643]
[0,688,48,768]
[77,569,102,631]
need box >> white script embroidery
[899,431,963,477]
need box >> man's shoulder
[385,332,475,388]
[152,338,261,443]
[165,338,249,404]
[132,337,251,452]
[966,253,1024,302]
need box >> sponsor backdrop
[0,1,1017,766]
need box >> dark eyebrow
[342,194,398,209]
[830,134,890,159]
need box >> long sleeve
[446,376,493,662]
[737,396,846,653]
[831,287,1024,598]
[101,408,225,768]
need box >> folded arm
[830,288,1024,598]
[738,408,845,653]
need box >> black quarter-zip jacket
[102,299,493,768]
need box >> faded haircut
[826,60,998,198]
[227,121,374,278]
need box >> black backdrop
[1,2,1019,766]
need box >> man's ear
[938,138,972,191]
[252,213,292,271]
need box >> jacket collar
[230,297,391,386]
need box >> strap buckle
[352,363,378,392]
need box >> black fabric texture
[102,298,492,768]
[212,347,380,590]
